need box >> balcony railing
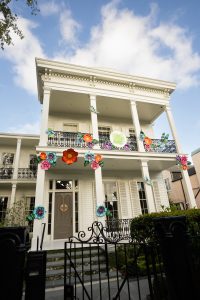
[0,167,37,179]
[48,131,138,151]
[105,218,133,240]
[17,168,37,179]
[0,167,13,179]
[144,139,177,153]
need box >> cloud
[7,121,40,134]
[39,1,60,16]
[1,18,46,95]
[59,9,81,46]
[58,1,200,89]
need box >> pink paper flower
[180,155,187,165]
[41,160,51,170]
[91,161,99,170]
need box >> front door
[54,193,73,239]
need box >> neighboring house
[0,58,196,250]
[163,153,200,209]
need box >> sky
[0,0,200,160]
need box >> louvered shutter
[79,180,94,231]
[118,181,130,218]
[152,181,162,212]
[129,180,142,217]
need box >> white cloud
[7,121,40,134]
[59,9,81,46]
[1,18,46,94]
[39,1,60,16]
[58,1,200,89]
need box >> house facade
[0,58,196,249]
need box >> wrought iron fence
[105,218,133,241]
[48,131,88,148]
[17,168,37,179]
[64,221,166,300]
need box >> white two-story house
[0,58,196,250]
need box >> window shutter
[129,180,142,217]
[118,181,130,218]
[152,181,162,212]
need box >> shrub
[130,209,200,242]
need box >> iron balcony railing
[48,131,138,151]
[105,218,133,240]
[144,139,177,153]
[0,167,37,179]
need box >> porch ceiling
[49,90,164,123]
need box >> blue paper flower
[33,206,46,220]
[84,151,95,162]
[96,205,106,217]
[47,152,57,164]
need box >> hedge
[130,209,200,242]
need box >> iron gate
[64,221,165,300]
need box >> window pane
[49,180,53,189]
[0,197,8,223]
[56,180,72,189]
[25,197,35,232]
[104,182,118,220]
[137,182,148,215]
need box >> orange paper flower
[144,137,152,145]
[182,165,188,170]
[62,149,78,165]
[83,134,93,143]
[95,154,102,163]
[40,152,47,160]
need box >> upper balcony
[0,166,37,180]
[47,130,176,154]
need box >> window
[104,182,118,220]
[48,193,52,234]
[63,124,78,132]
[29,154,37,175]
[129,128,135,137]
[164,178,171,191]
[56,180,73,190]
[98,126,111,139]
[0,197,8,223]
[137,182,148,214]
[1,153,14,166]
[25,197,35,232]
[75,192,79,232]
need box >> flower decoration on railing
[62,148,78,165]
[77,132,99,148]
[37,152,57,170]
[26,206,46,222]
[140,131,169,152]
[96,205,112,217]
[89,105,99,114]
[144,176,153,186]
[176,155,189,170]
[46,128,55,138]
[84,151,104,170]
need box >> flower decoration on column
[143,176,153,186]
[84,151,104,169]
[46,128,55,138]
[26,206,46,221]
[96,205,112,217]
[176,155,190,170]
[37,152,57,170]
[89,105,99,114]
[62,148,78,165]
[77,132,99,148]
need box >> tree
[0,0,38,50]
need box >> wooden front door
[54,193,73,239]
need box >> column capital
[89,94,96,101]
[17,138,22,145]
[12,183,17,188]
[164,104,171,111]
[43,87,51,95]
[140,159,149,167]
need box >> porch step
[46,247,107,288]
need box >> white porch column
[130,100,144,152]
[31,166,46,250]
[165,105,196,208]
[39,88,51,146]
[13,138,21,180]
[90,95,99,142]
[165,105,182,153]
[10,183,17,207]
[140,160,156,212]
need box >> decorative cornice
[40,69,170,96]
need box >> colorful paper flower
[124,144,130,151]
[139,131,146,141]
[46,128,55,138]
[144,137,152,145]
[103,141,113,150]
[41,160,51,170]
[33,206,46,220]
[91,160,100,170]
[47,152,57,164]
[96,205,106,217]
[40,152,47,160]
[95,154,102,163]
[110,131,127,147]
[83,134,93,143]
[176,155,188,170]
[62,148,78,165]
[84,151,94,162]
